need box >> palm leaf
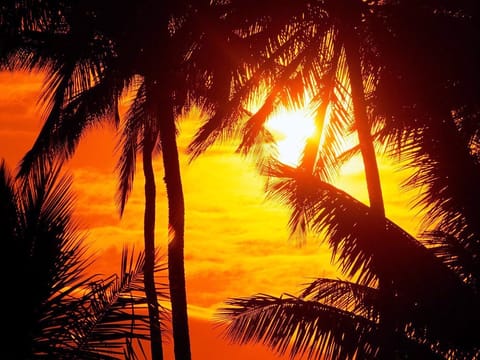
[186,8,326,158]
[300,278,379,319]
[218,292,448,360]
[236,27,329,157]
[421,230,480,290]
[19,55,126,178]
[1,159,169,359]
[218,293,380,360]
[0,160,18,241]
[2,159,93,357]
[116,79,146,215]
[263,161,479,348]
[64,247,168,359]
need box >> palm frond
[17,56,75,177]
[186,58,280,158]
[236,29,327,156]
[218,291,449,360]
[19,58,126,178]
[0,160,18,241]
[421,230,480,290]
[217,293,380,360]
[186,11,327,158]
[402,116,480,243]
[116,79,146,215]
[16,158,89,295]
[3,159,92,358]
[263,161,480,348]
[222,19,337,161]
[1,158,171,359]
[300,278,379,319]
[368,2,480,244]
[300,38,346,179]
[65,246,168,359]
[0,0,67,71]
[7,2,121,179]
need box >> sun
[265,106,317,166]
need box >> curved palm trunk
[142,134,164,360]
[157,93,191,360]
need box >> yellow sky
[0,70,422,359]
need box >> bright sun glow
[265,107,317,166]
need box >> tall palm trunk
[343,21,392,359]
[142,133,164,360]
[157,90,191,360]
[343,34,384,218]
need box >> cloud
[63,129,341,317]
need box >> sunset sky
[0,71,423,359]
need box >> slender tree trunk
[142,134,164,360]
[343,36,384,217]
[343,23,393,360]
[158,92,191,360]
[301,99,329,174]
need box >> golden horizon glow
[265,106,316,166]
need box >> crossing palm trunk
[301,39,341,174]
[142,133,164,360]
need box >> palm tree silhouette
[219,160,479,358]
[189,0,384,211]
[213,1,480,358]
[0,158,168,359]
[0,2,249,358]
[187,0,396,353]
[3,0,479,358]
[371,0,480,247]
[1,2,170,357]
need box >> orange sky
[0,71,422,359]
